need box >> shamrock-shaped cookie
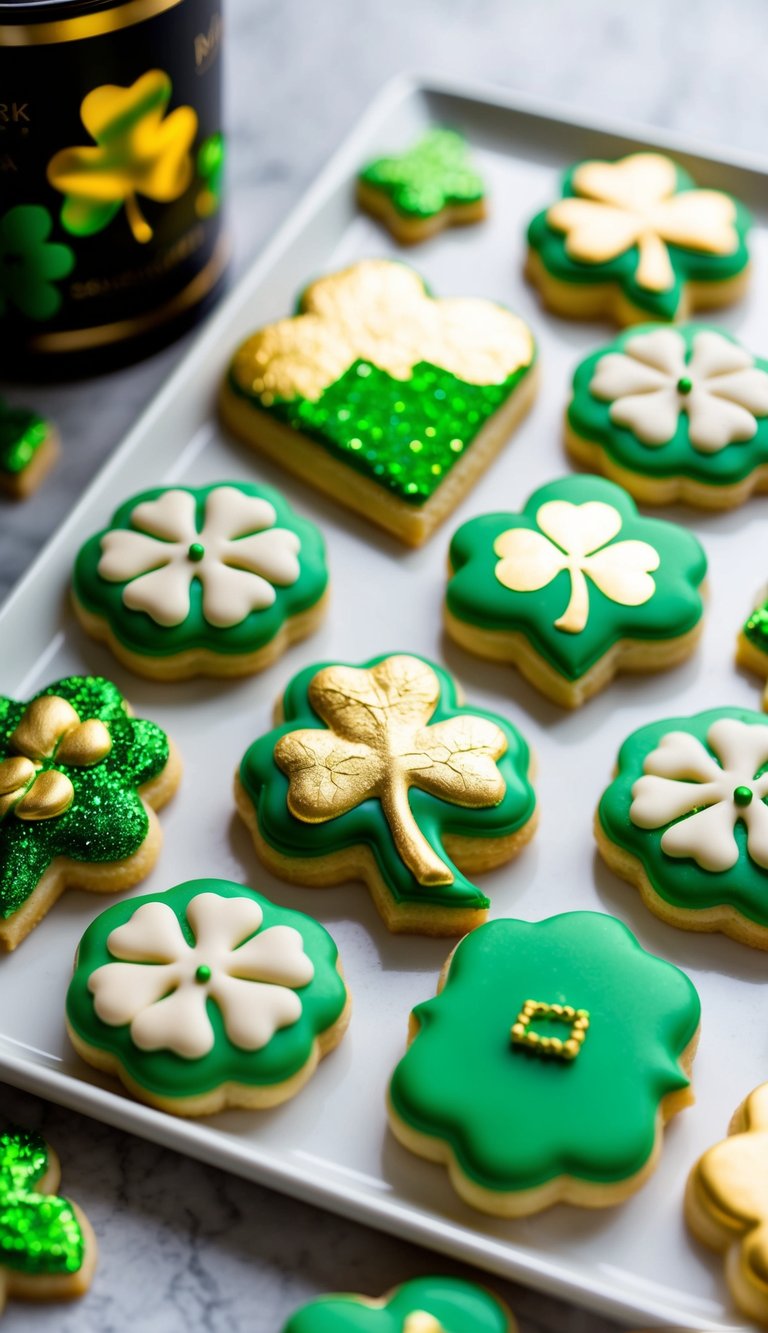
[47,69,197,244]
[526,151,751,325]
[72,482,328,681]
[445,474,707,707]
[283,1277,515,1332]
[357,128,486,244]
[388,912,700,1216]
[0,205,74,322]
[0,399,58,499]
[236,653,537,936]
[598,706,768,949]
[66,878,350,1116]
[221,260,537,546]
[0,1126,96,1314]
[686,1083,768,1326]
[567,325,768,508]
[0,675,179,950]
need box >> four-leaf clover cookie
[357,128,486,244]
[686,1082,768,1326]
[221,259,537,546]
[0,398,58,499]
[598,706,768,949]
[445,474,707,707]
[0,675,179,951]
[0,1126,96,1314]
[72,482,329,680]
[236,653,537,936]
[526,151,751,325]
[388,911,700,1216]
[66,878,350,1116]
[567,324,768,507]
[283,1277,515,1333]
[0,205,74,322]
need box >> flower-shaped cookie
[0,1127,95,1314]
[236,653,537,936]
[567,325,768,507]
[388,911,700,1216]
[221,260,537,546]
[357,128,486,242]
[73,482,328,680]
[527,152,751,324]
[686,1083,768,1325]
[446,475,706,707]
[0,676,176,950]
[0,205,74,322]
[66,878,350,1115]
[598,707,768,947]
[283,1277,515,1333]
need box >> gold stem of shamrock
[557,564,590,633]
[378,769,453,885]
[124,193,152,244]
[403,1315,444,1333]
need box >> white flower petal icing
[660,798,741,872]
[107,900,189,963]
[209,975,303,1051]
[231,924,315,986]
[88,961,179,1027]
[98,486,303,629]
[130,986,215,1059]
[185,892,263,954]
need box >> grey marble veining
[2,0,766,1327]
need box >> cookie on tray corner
[357,127,487,244]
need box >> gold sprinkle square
[510,998,590,1062]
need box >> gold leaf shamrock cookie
[686,1083,768,1325]
[220,259,537,546]
[526,151,751,326]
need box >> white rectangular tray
[2,74,767,1331]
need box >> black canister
[0,0,227,371]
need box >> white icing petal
[186,892,264,955]
[623,328,687,376]
[630,775,723,829]
[642,730,722,783]
[202,487,277,542]
[706,369,768,417]
[88,961,179,1026]
[131,490,197,543]
[609,387,682,445]
[130,984,215,1058]
[709,718,768,779]
[107,901,190,964]
[210,974,303,1051]
[200,563,276,627]
[660,800,739,872]
[744,799,768,870]
[98,530,177,583]
[122,562,194,627]
[686,387,758,451]
[688,330,753,379]
[227,528,301,585]
[590,351,671,402]
[230,924,315,987]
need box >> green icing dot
[734,785,753,807]
[195,964,212,983]
[677,376,693,395]
[188,542,205,562]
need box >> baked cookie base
[0,739,182,952]
[233,769,538,938]
[219,364,539,548]
[66,977,351,1118]
[387,950,699,1217]
[0,429,59,500]
[566,421,768,511]
[736,632,768,709]
[71,588,330,682]
[0,1148,97,1313]
[443,603,705,709]
[594,808,768,950]
[525,247,750,327]
[356,181,487,244]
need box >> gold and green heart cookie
[0,675,180,950]
[72,482,329,681]
[283,1277,515,1332]
[220,259,537,546]
[445,473,707,708]
[567,324,768,507]
[66,877,350,1117]
[388,911,700,1217]
[357,128,487,244]
[0,398,58,499]
[526,151,751,326]
[597,706,768,949]
[0,1126,96,1315]
[235,652,537,936]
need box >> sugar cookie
[0,400,58,499]
[357,128,486,244]
[283,1277,515,1332]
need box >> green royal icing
[744,598,768,655]
[0,1128,84,1277]
[66,878,348,1101]
[282,1276,509,1332]
[359,128,485,221]
[72,482,328,661]
[568,324,768,488]
[0,402,48,478]
[446,474,706,682]
[238,653,536,917]
[599,706,768,930]
[527,160,751,322]
[389,912,700,1193]
[0,676,169,919]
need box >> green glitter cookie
[220,259,537,546]
[0,1126,96,1313]
[282,1277,516,1332]
[0,675,180,950]
[0,399,59,499]
[357,128,486,243]
[738,588,768,709]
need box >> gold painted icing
[510,999,590,1062]
[0,695,112,821]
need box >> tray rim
[2,71,767,1332]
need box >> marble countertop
[2,0,766,1328]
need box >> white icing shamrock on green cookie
[87,892,315,1058]
[630,719,768,872]
[97,486,301,628]
[590,329,768,452]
